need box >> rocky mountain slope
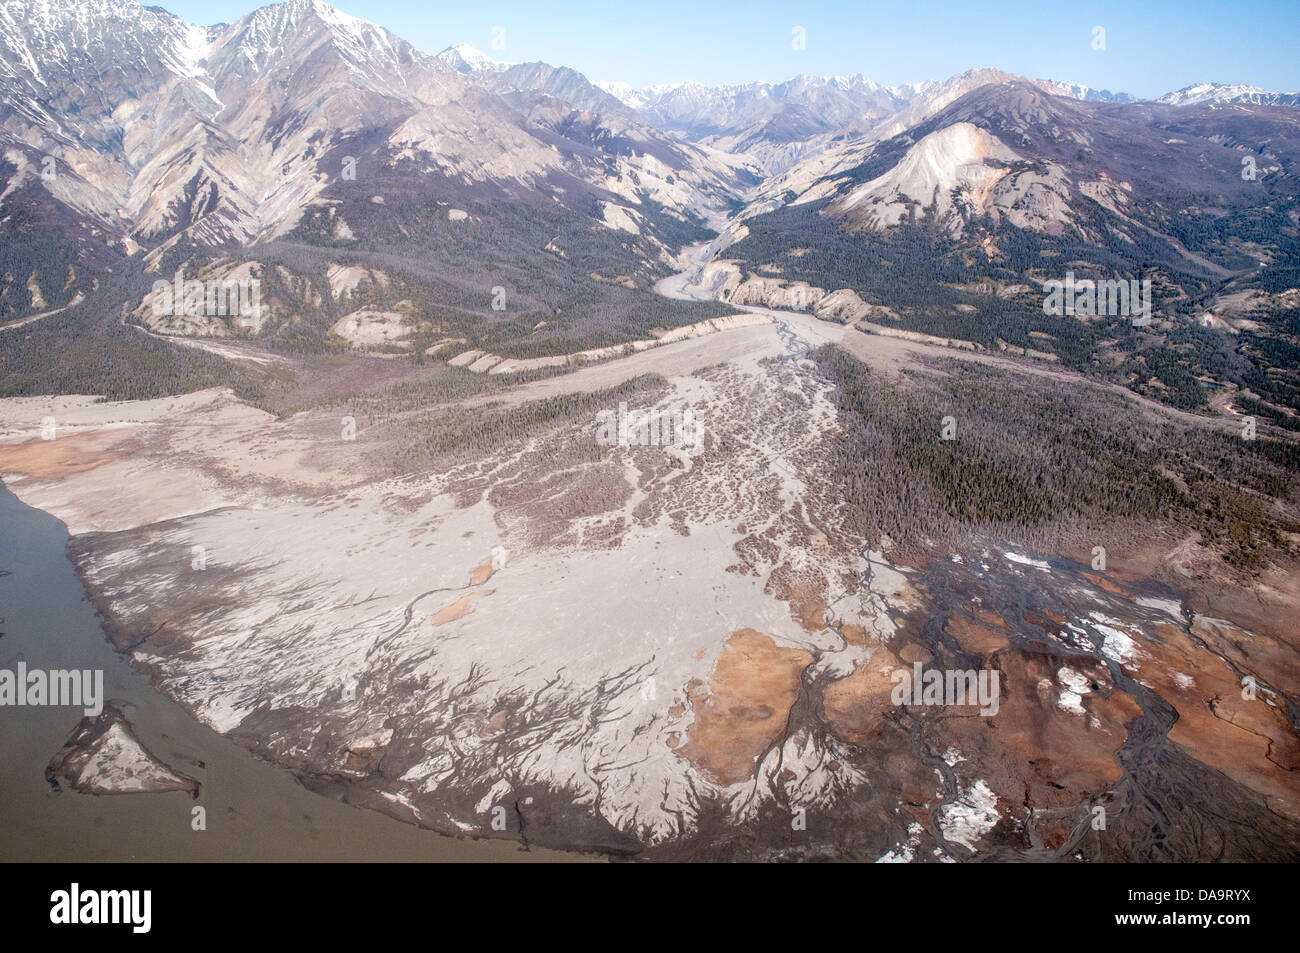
[673,81,1300,416]
[0,0,750,343]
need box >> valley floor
[1,297,1297,860]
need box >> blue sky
[157,0,1300,98]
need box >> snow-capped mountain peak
[1034,79,1138,103]
[1157,82,1300,107]
[0,0,221,87]
[596,79,688,109]
[435,42,510,74]
[218,0,425,81]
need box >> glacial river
[0,480,582,861]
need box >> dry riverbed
[2,309,1297,860]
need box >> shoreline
[0,477,591,862]
[61,520,609,860]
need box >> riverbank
[0,479,587,861]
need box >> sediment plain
[2,306,1298,861]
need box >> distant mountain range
[443,41,1292,175]
[2,0,1298,419]
[447,40,1290,127]
[441,40,1299,113]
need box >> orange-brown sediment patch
[1140,620,1300,821]
[678,629,811,785]
[1191,615,1300,700]
[795,600,827,631]
[767,572,830,633]
[823,646,903,744]
[945,613,1011,656]
[0,430,131,481]
[898,643,933,664]
[938,650,1141,814]
[822,646,944,806]
[1079,570,1129,596]
[468,559,497,586]
[839,624,869,648]
[432,589,492,626]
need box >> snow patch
[939,779,1000,850]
